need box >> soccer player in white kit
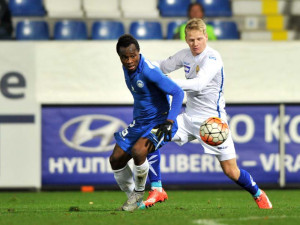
[143,18,272,209]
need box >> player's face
[185,29,208,56]
[188,5,204,19]
[119,44,140,72]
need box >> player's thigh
[114,120,161,154]
[197,130,236,157]
[172,113,196,145]
[131,137,154,165]
[187,115,237,158]
[114,121,146,154]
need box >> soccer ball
[200,117,229,146]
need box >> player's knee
[109,154,126,170]
[131,146,147,165]
[109,155,118,170]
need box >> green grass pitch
[0,190,299,225]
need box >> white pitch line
[242,160,257,167]
[193,219,225,225]
[194,215,300,225]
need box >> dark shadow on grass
[0,207,121,214]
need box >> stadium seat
[121,0,159,18]
[92,21,125,40]
[232,0,287,16]
[83,0,121,18]
[167,20,185,39]
[54,21,87,40]
[159,0,192,17]
[207,21,239,40]
[291,0,300,15]
[44,0,83,18]
[16,20,49,40]
[9,0,46,16]
[130,21,163,40]
[197,0,232,17]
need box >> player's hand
[156,120,174,142]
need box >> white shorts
[172,112,236,161]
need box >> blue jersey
[123,54,183,124]
[114,54,183,153]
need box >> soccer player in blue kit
[109,34,184,211]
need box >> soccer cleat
[254,190,272,209]
[121,190,145,211]
[142,189,168,208]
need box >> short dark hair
[116,34,140,55]
[188,3,205,16]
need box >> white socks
[113,160,149,197]
[133,159,149,192]
[113,164,134,198]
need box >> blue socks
[147,151,262,197]
[147,150,163,191]
[151,181,162,188]
[147,150,161,182]
[236,169,259,196]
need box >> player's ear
[185,36,188,44]
[205,32,208,41]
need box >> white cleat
[122,190,145,211]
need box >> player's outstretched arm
[174,56,222,92]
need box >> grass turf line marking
[193,219,225,225]
[194,215,300,225]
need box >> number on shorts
[121,120,135,137]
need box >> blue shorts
[114,120,178,154]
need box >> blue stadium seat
[207,21,239,40]
[92,21,125,40]
[167,20,185,39]
[54,21,88,40]
[159,0,192,17]
[9,0,46,16]
[130,21,163,40]
[197,0,232,17]
[16,20,49,40]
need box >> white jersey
[158,45,226,118]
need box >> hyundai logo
[60,114,127,152]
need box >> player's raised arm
[173,54,222,92]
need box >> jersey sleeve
[144,60,184,122]
[173,54,222,92]
[154,49,186,74]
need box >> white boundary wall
[35,41,300,104]
[0,43,41,189]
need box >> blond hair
[185,18,207,36]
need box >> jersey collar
[195,45,209,60]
